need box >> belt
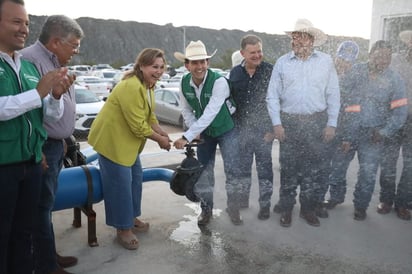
[281,110,326,121]
[47,137,63,142]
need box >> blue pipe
[53,165,175,211]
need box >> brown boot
[56,253,78,268]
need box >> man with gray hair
[20,14,84,274]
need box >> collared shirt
[391,52,412,115]
[20,40,76,139]
[180,70,230,141]
[345,62,407,137]
[0,50,63,122]
[230,60,273,133]
[266,50,340,127]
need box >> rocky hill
[27,15,369,69]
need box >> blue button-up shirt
[266,50,340,127]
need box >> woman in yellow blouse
[88,48,171,250]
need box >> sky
[25,0,373,39]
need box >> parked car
[120,63,134,71]
[68,65,91,76]
[75,75,112,99]
[91,63,113,71]
[157,75,182,88]
[73,85,105,140]
[154,87,187,130]
[92,69,121,87]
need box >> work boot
[395,207,411,220]
[226,207,243,225]
[257,207,270,220]
[377,202,392,214]
[197,210,212,226]
[315,203,328,218]
[299,210,320,227]
[354,208,367,221]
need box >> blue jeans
[326,143,357,203]
[278,111,329,211]
[237,128,274,208]
[195,128,241,211]
[34,138,64,273]
[98,154,143,229]
[353,128,383,209]
[0,160,42,274]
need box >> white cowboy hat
[399,30,412,45]
[285,18,327,47]
[174,40,217,62]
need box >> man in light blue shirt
[266,19,340,228]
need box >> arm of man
[379,73,408,138]
[323,57,340,142]
[182,77,229,142]
[266,62,284,141]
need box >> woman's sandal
[132,218,150,233]
[117,230,139,250]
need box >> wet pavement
[54,130,412,274]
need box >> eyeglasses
[60,39,81,53]
[291,32,313,41]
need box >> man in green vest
[0,1,74,273]
[173,40,243,226]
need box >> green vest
[181,69,234,137]
[0,58,46,164]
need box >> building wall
[371,0,412,51]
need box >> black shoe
[197,210,212,226]
[56,253,78,268]
[323,199,342,210]
[273,203,282,214]
[354,208,367,221]
[299,210,320,227]
[226,208,243,225]
[395,207,411,220]
[280,211,292,227]
[377,202,392,214]
[315,204,329,218]
[258,207,270,220]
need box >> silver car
[154,87,187,130]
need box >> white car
[92,69,121,87]
[74,85,105,140]
[75,75,112,99]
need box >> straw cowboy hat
[285,18,327,47]
[174,40,217,62]
[399,30,412,45]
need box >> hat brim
[285,27,327,47]
[174,49,217,63]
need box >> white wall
[371,0,412,49]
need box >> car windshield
[75,88,101,103]
[102,72,116,78]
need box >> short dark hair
[0,0,25,20]
[240,34,262,50]
[370,40,392,54]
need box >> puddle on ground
[169,203,226,257]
